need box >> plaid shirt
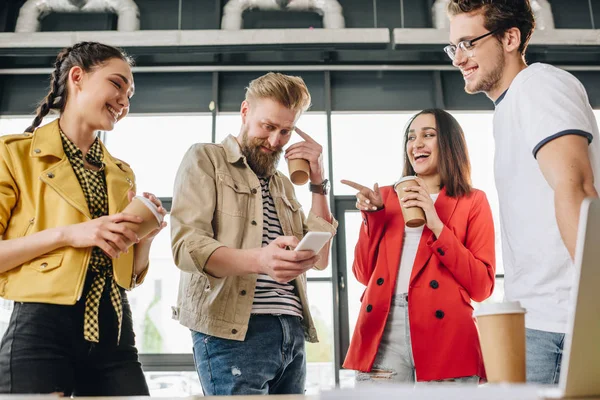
[60,130,122,343]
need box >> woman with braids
[0,42,166,395]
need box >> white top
[396,193,439,295]
[493,63,600,333]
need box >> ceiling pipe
[15,0,140,33]
[221,0,345,30]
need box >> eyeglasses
[444,28,503,61]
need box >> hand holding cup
[121,191,168,243]
[285,127,325,186]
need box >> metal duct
[221,0,345,30]
[432,0,554,30]
[531,0,555,30]
[431,0,450,30]
[15,0,140,33]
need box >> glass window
[127,215,193,354]
[331,113,414,196]
[343,210,365,342]
[451,112,503,275]
[305,281,335,394]
[103,115,213,355]
[104,115,212,197]
[0,115,58,136]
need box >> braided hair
[25,42,133,133]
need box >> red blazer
[343,186,496,382]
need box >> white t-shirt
[396,193,439,295]
[493,63,600,333]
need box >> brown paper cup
[120,196,163,239]
[394,176,426,228]
[474,302,527,383]
[288,158,310,185]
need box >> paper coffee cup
[394,176,426,228]
[120,196,163,239]
[288,158,310,185]
[474,301,527,383]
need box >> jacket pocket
[216,174,251,218]
[25,253,64,273]
[360,288,367,302]
[459,287,474,310]
[282,196,304,236]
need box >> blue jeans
[526,328,565,384]
[191,314,306,395]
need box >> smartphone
[294,231,333,253]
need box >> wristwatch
[309,179,330,195]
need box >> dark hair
[25,41,133,133]
[447,0,535,56]
[402,109,472,198]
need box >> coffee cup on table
[120,196,163,240]
[473,301,527,383]
[394,176,426,228]
[288,158,310,185]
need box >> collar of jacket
[222,134,246,164]
[30,119,133,219]
[30,119,125,169]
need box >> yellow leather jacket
[0,120,144,305]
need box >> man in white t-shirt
[446,0,599,385]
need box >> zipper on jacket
[21,218,35,237]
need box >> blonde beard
[240,128,282,177]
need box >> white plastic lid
[394,175,418,189]
[473,301,526,317]
[135,195,163,225]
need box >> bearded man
[170,72,337,396]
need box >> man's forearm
[555,185,598,259]
[310,193,332,223]
[204,247,262,278]
[309,193,336,269]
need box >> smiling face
[406,113,440,178]
[449,12,505,97]
[69,57,135,132]
[238,97,301,177]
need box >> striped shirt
[251,177,303,318]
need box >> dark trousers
[0,282,149,395]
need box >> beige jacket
[170,135,337,342]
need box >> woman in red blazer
[342,109,495,383]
